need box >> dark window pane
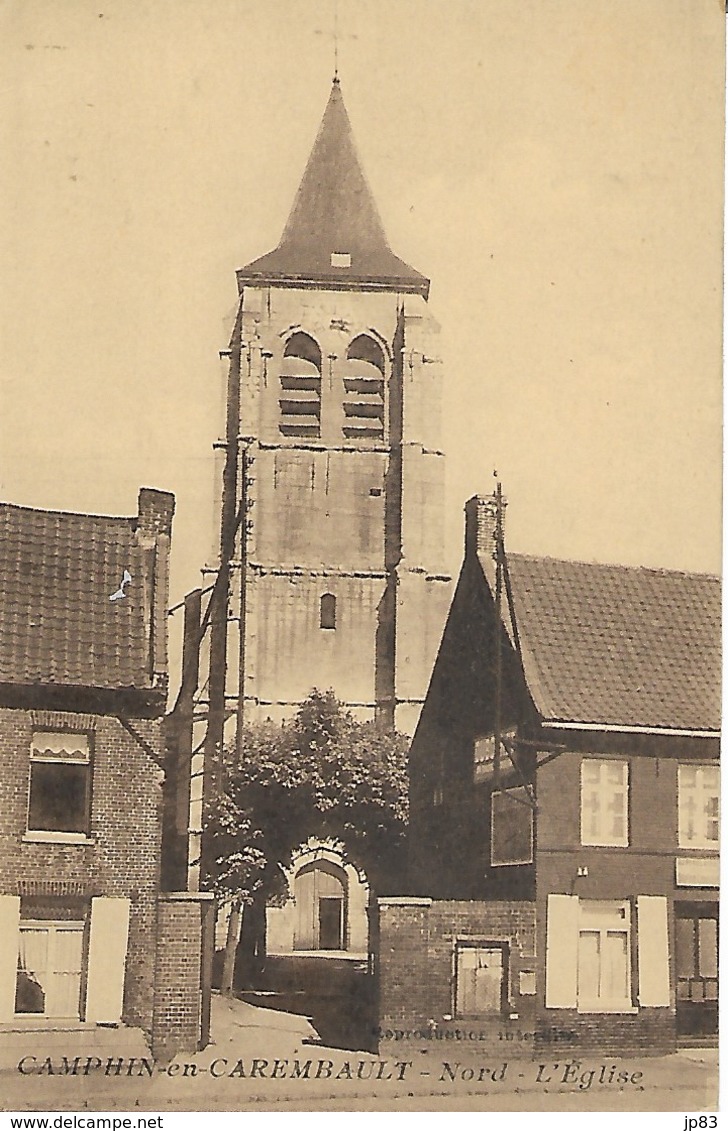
[491,788,533,865]
[28,763,89,833]
[320,593,336,630]
[675,918,696,979]
[15,969,46,1013]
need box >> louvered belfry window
[279,332,322,439]
[343,335,385,442]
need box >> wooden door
[675,903,718,1036]
[455,943,508,1016]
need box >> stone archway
[266,842,370,957]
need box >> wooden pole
[200,304,244,883]
[493,481,503,786]
[236,439,252,761]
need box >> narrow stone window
[320,593,336,630]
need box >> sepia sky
[0,0,723,615]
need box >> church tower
[226,80,451,736]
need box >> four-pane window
[580,759,628,847]
[678,764,719,849]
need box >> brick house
[382,495,720,1054]
[0,489,208,1057]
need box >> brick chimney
[465,494,499,557]
[137,488,175,538]
[135,488,175,686]
[464,493,507,589]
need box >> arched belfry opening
[279,332,322,439]
[343,334,385,442]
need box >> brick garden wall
[376,898,537,1053]
[152,895,204,1060]
[533,1008,675,1057]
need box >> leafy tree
[207,690,409,984]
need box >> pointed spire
[238,82,429,296]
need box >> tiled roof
[495,553,721,732]
[0,491,173,692]
[237,81,429,295]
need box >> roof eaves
[544,719,720,739]
[236,267,430,298]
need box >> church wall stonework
[232,283,451,735]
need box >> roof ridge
[0,502,135,522]
[505,550,719,582]
[0,501,135,523]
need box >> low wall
[534,1007,676,1057]
[152,892,212,1060]
[376,898,537,1053]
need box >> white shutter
[637,895,670,1007]
[85,897,130,1023]
[545,894,579,1008]
[0,896,21,1021]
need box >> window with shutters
[678,764,719,850]
[15,900,87,1019]
[27,732,91,836]
[279,332,322,439]
[580,758,628,847]
[342,335,385,442]
[577,900,633,1013]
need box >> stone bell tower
[226,79,451,736]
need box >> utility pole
[162,587,202,893]
[492,479,505,787]
[200,306,244,881]
[235,436,254,761]
[219,431,254,998]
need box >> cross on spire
[315,0,356,83]
[333,0,339,81]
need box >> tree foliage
[207,690,409,905]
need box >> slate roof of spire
[237,80,429,296]
[476,551,721,733]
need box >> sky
[0,0,724,621]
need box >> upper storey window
[580,759,628,847]
[28,732,91,835]
[279,332,322,439]
[343,335,385,443]
[678,764,719,850]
